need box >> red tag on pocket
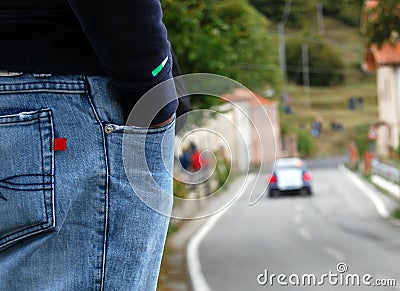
[53,138,67,151]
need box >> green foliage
[280,122,289,136]
[365,0,400,47]
[320,0,341,16]
[339,1,363,27]
[250,0,363,28]
[354,123,370,156]
[173,179,189,199]
[392,208,400,219]
[397,144,400,157]
[214,155,231,189]
[248,0,316,29]
[286,39,344,86]
[162,0,279,109]
[166,223,179,235]
[297,130,314,157]
[393,138,400,162]
[321,0,363,27]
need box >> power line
[230,63,375,76]
[278,0,292,99]
[282,34,365,52]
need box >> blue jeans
[0,74,175,290]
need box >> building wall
[176,100,281,173]
[232,100,253,172]
[395,67,400,149]
[376,66,400,155]
[250,104,281,166]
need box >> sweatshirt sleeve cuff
[150,98,178,125]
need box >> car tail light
[303,172,312,182]
[268,174,277,183]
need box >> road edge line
[338,165,390,219]
[186,174,256,291]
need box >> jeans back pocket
[0,109,55,251]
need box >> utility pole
[316,3,324,36]
[302,43,310,107]
[278,0,292,103]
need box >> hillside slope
[278,17,378,157]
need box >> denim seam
[84,76,110,291]
[0,108,53,121]
[0,174,52,192]
[0,185,52,191]
[37,112,46,223]
[0,217,53,247]
[0,90,86,94]
[37,111,55,239]
[0,173,48,180]
[49,108,56,254]
[109,115,176,135]
[0,116,44,125]
[40,112,55,229]
[0,182,51,186]
[0,81,85,86]
[0,81,86,89]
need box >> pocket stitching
[0,109,55,250]
[109,116,176,135]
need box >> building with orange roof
[177,88,281,173]
[362,0,400,157]
[222,88,282,169]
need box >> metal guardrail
[371,159,400,185]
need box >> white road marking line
[323,245,346,261]
[297,227,312,241]
[295,204,303,212]
[371,175,400,198]
[338,165,390,218]
[293,214,302,224]
[390,219,400,227]
[186,174,256,291]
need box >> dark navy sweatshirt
[0,0,177,124]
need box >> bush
[286,39,345,87]
[248,0,315,29]
[320,0,363,27]
[173,179,189,200]
[338,1,362,27]
[215,156,231,189]
[320,0,342,16]
[354,123,370,156]
[392,208,400,219]
[297,130,314,157]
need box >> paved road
[197,166,400,290]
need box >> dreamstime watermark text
[257,263,397,287]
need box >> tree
[321,0,363,25]
[365,0,400,47]
[337,0,363,27]
[286,39,344,86]
[162,0,280,109]
[248,0,316,29]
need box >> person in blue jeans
[0,0,180,290]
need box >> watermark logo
[336,262,348,273]
[257,263,397,287]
